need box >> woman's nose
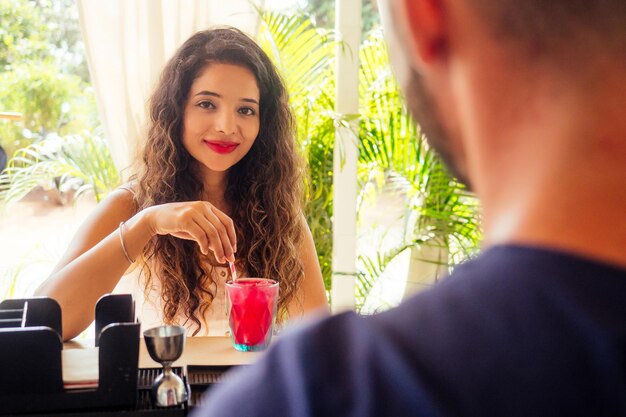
[215,110,236,135]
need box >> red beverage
[226,278,279,351]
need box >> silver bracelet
[118,221,135,264]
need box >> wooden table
[140,336,263,367]
[64,336,263,373]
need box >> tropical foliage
[256,15,482,307]
[0,64,97,156]
[0,131,119,205]
[355,29,481,310]
[0,0,88,77]
[0,0,98,174]
[257,11,337,291]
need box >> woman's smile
[204,140,239,154]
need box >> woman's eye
[239,107,256,116]
[197,101,215,109]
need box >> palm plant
[0,131,120,207]
[256,16,481,307]
[257,11,337,291]
[355,29,481,311]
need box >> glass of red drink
[225,278,279,352]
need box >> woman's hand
[144,201,237,263]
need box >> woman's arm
[35,188,145,340]
[287,215,329,319]
[35,188,238,341]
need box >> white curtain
[77,0,261,178]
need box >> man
[194,0,626,415]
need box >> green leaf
[0,131,120,208]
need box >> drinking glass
[225,278,279,352]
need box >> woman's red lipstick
[204,140,238,154]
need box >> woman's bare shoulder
[117,182,137,197]
[81,184,137,226]
[104,183,137,210]
[44,184,141,276]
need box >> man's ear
[401,0,448,64]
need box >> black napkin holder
[0,294,139,415]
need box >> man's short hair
[469,0,626,61]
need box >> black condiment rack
[0,294,139,415]
[0,294,233,416]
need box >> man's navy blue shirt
[194,245,626,416]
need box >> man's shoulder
[379,244,626,338]
[268,244,626,399]
[365,245,626,414]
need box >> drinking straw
[229,261,238,283]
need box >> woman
[35,27,328,341]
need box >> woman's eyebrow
[194,90,258,105]
[194,90,220,98]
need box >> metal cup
[143,325,188,407]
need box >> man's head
[379,0,626,190]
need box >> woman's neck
[201,170,229,212]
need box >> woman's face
[182,63,260,178]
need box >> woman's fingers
[198,204,236,263]
[212,208,237,253]
[149,201,237,263]
[170,221,210,255]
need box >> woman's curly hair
[131,28,305,334]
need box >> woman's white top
[113,264,231,336]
